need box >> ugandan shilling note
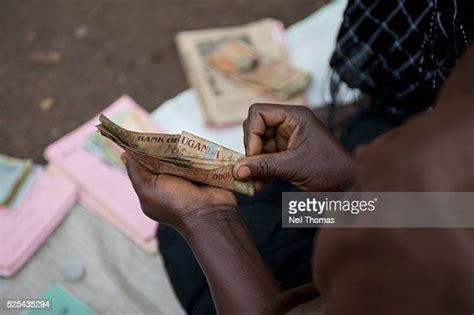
[176,19,307,127]
[207,39,259,74]
[207,40,311,99]
[97,114,254,196]
[83,109,158,170]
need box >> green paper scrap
[27,285,96,315]
[0,154,32,206]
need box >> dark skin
[235,103,355,192]
[123,46,474,314]
[314,46,474,315]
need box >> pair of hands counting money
[97,104,354,230]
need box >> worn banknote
[208,39,311,99]
[96,114,254,196]
[176,19,307,126]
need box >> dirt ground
[0,0,326,163]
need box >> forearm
[179,206,282,314]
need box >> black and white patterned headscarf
[331,0,473,113]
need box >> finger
[122,153,155,194]
[246,104,288,156]
[233,152,294,181]
[262,139,278,153]
[274,132,289,151]
[264,127,275,140]
[254,180,264,192]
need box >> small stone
[39,97,55,111]
[116,73,127,85]
[25,31,37,43]
[137,56,147,66]
[62,262,85,281]
[31,51,62,65]
[50,127,61,138]
[74,25,89,39]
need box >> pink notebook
[44,95,159,254]
[0,167,77,277]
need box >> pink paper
[0,168,77,277]
[44,95,158,246]
[79,190,157,255]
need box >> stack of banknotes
[96,114,254,196]
[208,39,311,100]
[176,19,309,126]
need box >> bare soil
[0,0,326,162]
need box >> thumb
[233,152,293,181]
[122,153,154,194]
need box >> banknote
[83,109,158,170]
[176,19,307,126]
[96,114,254,196]
[208,40,311,99]
[0,154,32,206]
[207,39,260,74]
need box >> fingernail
[237,165,251,179]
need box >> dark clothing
[340,102,410,150]
[331,0,473,113]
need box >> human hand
[122,153,238,233]
[233,103,355,192]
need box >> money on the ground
[96,114,254,196]
[208,39,311,99]
[176,19,308,126]
[207,39,260,74]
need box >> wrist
[310,149,355,192]
[338,151,356,191]
[177,204,241,239]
